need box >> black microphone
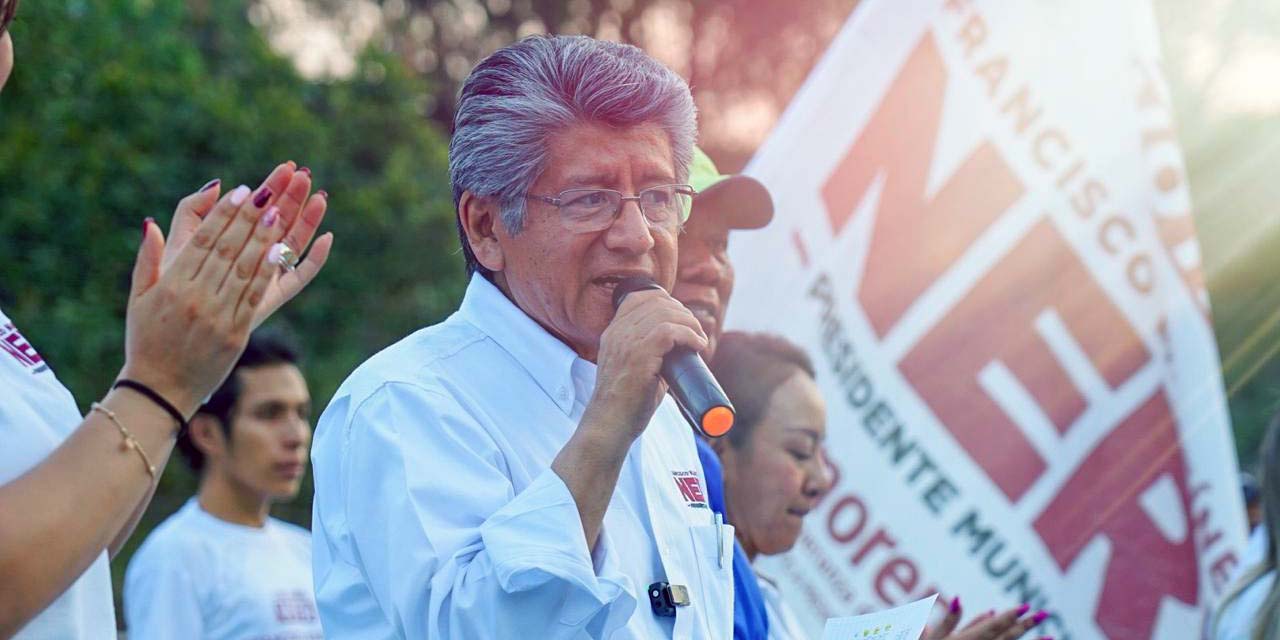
[611,276,735,438]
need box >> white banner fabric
[725,1,1248,638]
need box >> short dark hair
[708,331,816,449]
[176,331,300,472]
[1,0,19,36]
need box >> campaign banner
[724,1,1248,638]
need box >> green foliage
[2,0,1276,628]
[0,0,464,625]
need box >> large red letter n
[822,33,1024,338]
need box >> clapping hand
[119,164,333,416]
[160,162,332,330]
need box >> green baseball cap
[687,146,774,229]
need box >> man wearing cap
[674,148,774,358]
[674,147,775,640]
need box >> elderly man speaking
[310,35,732,638]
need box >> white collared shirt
[310,274,733,638]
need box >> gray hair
[449,34,698,277]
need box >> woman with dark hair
[1213,414,1280,639]
[708,332,830,561]
[709,331,1052,640]
[707,331,829,638]
[0,3,333,635]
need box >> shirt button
[558,387,570,402]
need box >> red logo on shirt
[672,471,707,508]
[1,322,48,374]
[273,589,318,623]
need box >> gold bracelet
[91,402,157,479]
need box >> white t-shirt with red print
[0,307,116,638]
[124,499,322,639]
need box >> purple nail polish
[229,185,250,206]
[142,217,154,239]
[299,166,311,176]
[950,597,960,614]
[199,178,220,192]
[253,187,273,208]
[1032,610,1048,625]
[1017,603,1031,616]
[261,206,279,228]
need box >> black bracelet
[113,379,190,438]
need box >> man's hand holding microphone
[552,275,730,548]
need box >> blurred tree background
[0,0,464,623]
[1155,0,1280,471]
[1,0,1279,629]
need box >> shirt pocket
[686,523,735,639]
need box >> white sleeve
[123,537,206,639]
[335,382,636,638]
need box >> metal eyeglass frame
[524,183,697,231]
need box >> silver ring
[268,242,299,271]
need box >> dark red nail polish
[142,217,154,239]
[299,166,311,176]
[1017,603,1030,616]
[199,178,220,192]
[316,190,328,199]
[950,596,960,614]
[253,187,272,208]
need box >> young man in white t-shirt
[124,333,323,639]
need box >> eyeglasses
[525,184,696,234]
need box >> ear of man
[458,191,506,273]
[189,413,230,462]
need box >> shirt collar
[457,273,584,416]
[184,498,274,537]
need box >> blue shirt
[696,438,770,639]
